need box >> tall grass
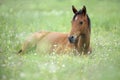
[0,0,120,80]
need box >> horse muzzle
[68,35,77,43]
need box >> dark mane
[87,15,91,33]
[72,9,91,32]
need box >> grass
[0,0,120,80]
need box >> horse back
[36,31,73,53]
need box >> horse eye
[79,21,83,25]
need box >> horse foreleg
[83,41,92,55]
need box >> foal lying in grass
[18,5,92,55]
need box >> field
[0,0,120,80]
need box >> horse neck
[75,33,90,51]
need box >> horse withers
[18,5,92,55]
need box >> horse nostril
[68,36,75,43]
[69,36,74,40]
[71,36,74,39]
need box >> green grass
[0,0,120,80]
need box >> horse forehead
[75,16,78,21]
[74,15,83,21]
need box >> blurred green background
[0,0,120,80]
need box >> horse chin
[69,40,76,44]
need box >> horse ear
[82,5,86,16]
[72,5,78,14]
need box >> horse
[69,5,92,54]
[18,5,91,55]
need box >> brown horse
[18,5,91,55]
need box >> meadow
[0,0,120,80]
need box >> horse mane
[72,10,91,33]
[87,15,91,33]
